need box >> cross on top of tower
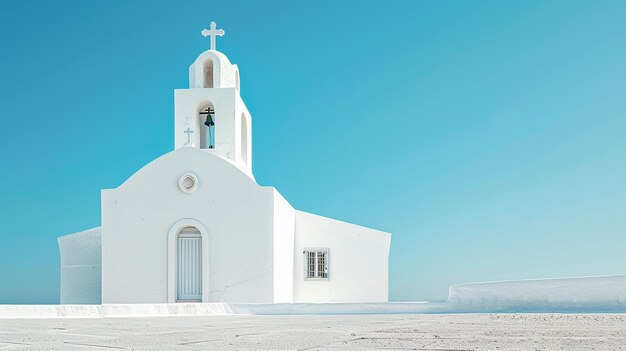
[201,21,225,51]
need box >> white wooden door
[177,234,202,301]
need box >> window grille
[304,249,329,279]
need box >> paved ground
[0,313,625,350]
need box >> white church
[58,23,391,305]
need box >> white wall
[58,228,102,304]
[102,147,275,304]
[448,275,626,312]
[272,190,295,303]
[293,211,391,303]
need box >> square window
[303,248,329,280]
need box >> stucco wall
[293,211,391,303]
[272,190,295,303]
[101,147,274,304]
[58,228,102,304]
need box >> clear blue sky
[2,0,626,304]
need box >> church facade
[58,25,391,304]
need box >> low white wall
[293,211,391,303]
[57,228,102,304]
[448,275,626,312]
[0,302,445,319]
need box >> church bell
[204,114,215,127]
[201,107,215,127]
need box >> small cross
[184,127,194,144]
[201,21,225,51]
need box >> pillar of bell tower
[174,45,252,177]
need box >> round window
[178,173,198,193]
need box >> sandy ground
[0,313,624,350]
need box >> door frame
[167,218,210,303]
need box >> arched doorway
[167,219,209,303]
[177,227,202,301]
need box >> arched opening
[198,102,215,149]
[203,59,214,88]
[235,70,240,92]
[167,219,209,303]
[177,226,202,302]
[241,113,248,164]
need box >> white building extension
[58,23,391,305]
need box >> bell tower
[174,22,252,177]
